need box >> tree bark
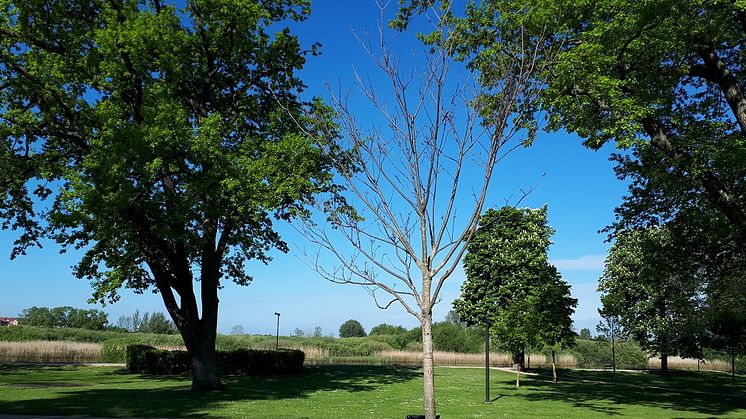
[421,311,437,419]
[660,353,668,373]
[185,329,222,391]
[512,349,524,388]
[174,301,223,391]
[150,258,223,391]
[512,350,525,371]
[732,355,736,389]
[552,349,557,384]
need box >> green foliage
[0,0,344,386]
[569,339,647,370]
[454,206,577,357]
[706,270,746,360]
[20,306,109,330]
[599,226,704,361]
[100,335,184,362]
[0,325,122,343]
[116,310,177,334]
[445,1,746,367]
[579,329,592,340]
[125,345,304,375]
[338,319,366,338]
[369,323,408,336]
[433,321,484,353]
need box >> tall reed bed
[374,350,577,368]
[648,356,732,372]
[0,341,101,363]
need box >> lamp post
[274,312,281,350]
[485,324,490,403]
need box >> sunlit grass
[0,364,743,418]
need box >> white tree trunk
[422,312,437,419]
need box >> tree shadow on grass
[510,370,746,417]
[0,364,420,418]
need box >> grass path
[0,364,744,418]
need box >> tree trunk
[552,349,557,384]
[159,268,223,392]
[177,320,223,391]
[190,338,223,391]
[732,355,736,389]
[660,353,668,373]
[422,312,437,419]
[512,350,525,371]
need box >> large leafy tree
[20,306,109,330]
[0,0,339,390]
[706,266,746,386]
[454,206,577,386]
[397,0,746,310]
[449,0,745,231]
[599,226,704,372]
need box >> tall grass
[648,356,732,372]
[0,341,101,363]
[374,350,578,368]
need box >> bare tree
[302,4,546,418]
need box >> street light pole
[274,312,281,350]
[485,324,490,403]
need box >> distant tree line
[115,310,177,335]
[20,306,109,330]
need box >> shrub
[100,334,185,362]
[0,325,121,343]
[339,319,366,338]
[570,339,646,369]
[369,323,408,336]
[125,345,304,375]
[432,321,483,353]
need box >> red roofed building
[0,317,19,326]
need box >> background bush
[339,319,366,338]
[568,339,647,369]
[126,345,304,375]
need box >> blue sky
[0,0,629,337]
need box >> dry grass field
[648,356,733,372]
[0,341,101,363]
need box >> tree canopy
[20,306,108,330]
[432,0,746,266]
[0,0,340,390]
[454,206,577,373]
[339,319,366,338]
[599,226,705,370]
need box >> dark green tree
[339,319,366,338]
[369,323,408,336]
[1,0,340,390]
[706,269,746,387]
[20,306,108,330]
[599,226,704,372]
[453,206,576,386]
[579,328,592,340]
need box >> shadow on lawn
[0,364,420,417]
[505,369,746,417]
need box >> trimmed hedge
[101,335,185,362]
[126,345,305,375]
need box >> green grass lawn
[0,365,744,418]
